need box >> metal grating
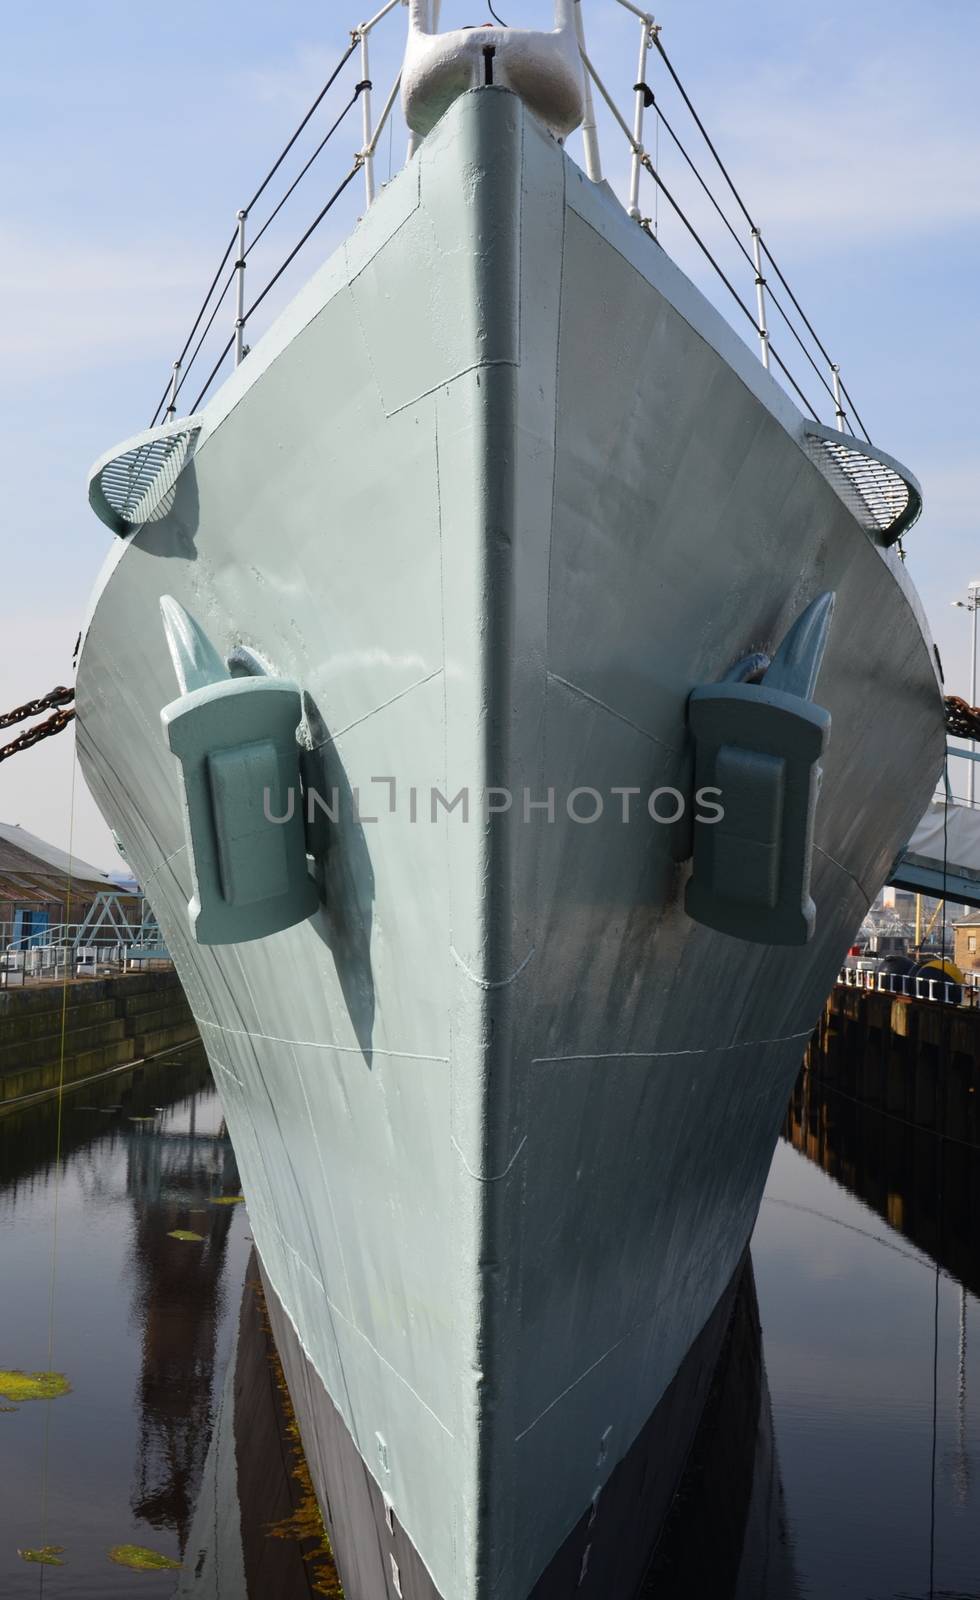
[804,427,921,548]
[92,421,201,535]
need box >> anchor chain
[0,685,75,729]
[0,687,76,763]
[944,695,980,741]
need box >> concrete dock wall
[811,986,980,1149]
[0,971,198,1108]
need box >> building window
[969,935,977,953]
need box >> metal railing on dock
[837,965,980,1009]
[0,916,171,989]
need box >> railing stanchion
[573,1,603,182]
[831,363,846,432]
[166,359,181,420]
[751,228,770,370]
[627,19,652,220]
[234,209,247,367]
[360,29,375,206]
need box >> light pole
[952,580,980,805]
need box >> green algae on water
[108,1544,181,1572]
[167,1229,204,1242]
[0,1370,71,1402]
[18,1546,65,1566]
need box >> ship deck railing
[107,0,917,548]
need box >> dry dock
[811,983,980,1150]
[0,970,197,1110]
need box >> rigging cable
[164,267,238,416]
[165,82,365,417]
[245,82,367,258]
[647,94,842,415]
[650,34,872,443]
[639,155,822,421]
[149,232,237,426]
[242,37,358,218]
[152,37,359,424]
[189,162,362,412]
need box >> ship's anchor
[684,591,835,948]
[159,596,318,946]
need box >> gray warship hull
[77,88,943,1599]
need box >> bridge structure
[889,746,980,909]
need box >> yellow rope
[37,743,77,1586]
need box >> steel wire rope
[169,82,364,414]
[189,162,362,412]
[244,82,365,258]
[149,232,237,426]
[165,266,237,414]
[152,37,358,424]
[242,37,358,218]
[640,156,822,421]
[648,95,842,416]
[651,34,872,442]
[651,34,755,231]
[760,237,872,443]
[166,88,362,417]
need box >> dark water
[752,1078,980,1600]
[0,1049,251,1597]
[1,1043,979,1597]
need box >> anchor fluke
[159,597,318,946]
[685,593,836,947]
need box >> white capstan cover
[402,0,585,140]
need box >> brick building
[953,910,980,974]
[0,822,117,946]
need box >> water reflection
[784,1055,980,1302]
[753,1045,980,1600]
[0,1048,250,1599]
[4,1030,980,1597]
[645,1260,801,1599]
[127,1101,241,1546]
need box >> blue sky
[1,0,977,867]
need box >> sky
[0,0,977,869]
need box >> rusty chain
[0,691,977,761]
[945,695,980,742]
[0,706,76,764]
[0,685,75,730]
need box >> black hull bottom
[260,1252,749,1600]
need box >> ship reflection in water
[1,1037,980,1597]
[748,1049,980,1600]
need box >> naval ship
[75,3,945,1595]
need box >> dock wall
[810,986,980,1150]
[0,971,198,1108]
